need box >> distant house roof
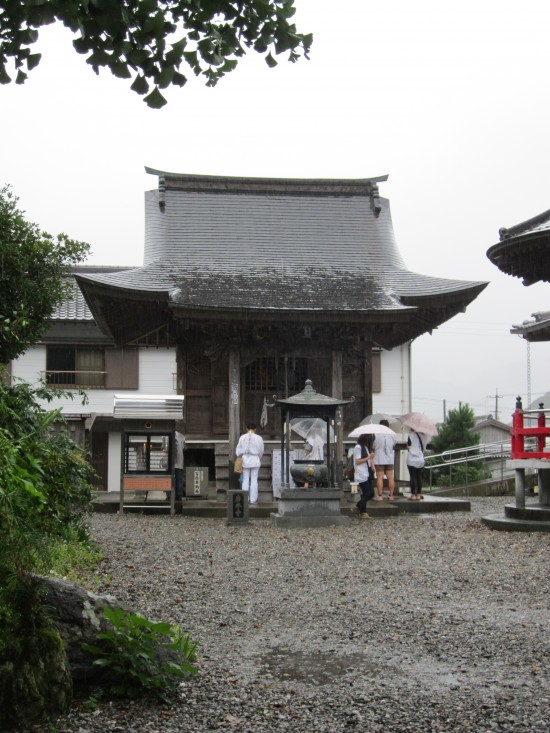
[470,417,511,434]
[487,207,550,285]
[75,170,487,347]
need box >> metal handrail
[41,370,106,389]
[425,440,514,489]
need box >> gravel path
[43,497,549,733]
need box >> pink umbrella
[400,412,437,437]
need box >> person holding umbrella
[352,433,375,519]
[400,412,436,501]
[406,429,428,500]
[373,419,397,500]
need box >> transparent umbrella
[360,413,403,432]
[290,417,334,460]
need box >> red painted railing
[511,401,550,459]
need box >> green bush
[0,377,95,729]
[82,606,198,700]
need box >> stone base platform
[93,491,471,519]
[482,502,550,532]
[271,488,351,528]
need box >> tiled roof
[54,277,94,320]
[75,172,487,344]
[487,208,550,285]
[511,311,550,342]
[52,266,137,321]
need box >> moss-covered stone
[0,626,72,731]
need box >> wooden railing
[42,371,106,389]
[511,400,550,459]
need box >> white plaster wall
[10,345,47,386]
[11,346,177,416]
[373,345,411,417]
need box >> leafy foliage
[0,376,95,729]
[82,606,198,700]
[35,530,107,591]
[0,185,89,364]
[0,0,313,108]
[0,377,94,622]
[428,403,491,486]
[430,403,479,454]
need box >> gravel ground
[41,497,550,733]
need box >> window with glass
[46,346,105,387]
[125,434,171,474]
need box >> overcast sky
[3,0,550,423]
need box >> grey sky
[3,0,550,422]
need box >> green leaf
[130,74,149,95]
[155,65,174,89]
[172,71,187,87]
[265,52,278,68]
[110,61,132,79]
[72,37,90,54]
[26,53,42,71]
[143,86,167,108]
[0,66,12,84]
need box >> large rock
[0,625,72,731]
[38,575,121,683]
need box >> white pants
[242,466,260,503]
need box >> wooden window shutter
[105,348,138,389]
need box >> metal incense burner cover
[276,380,352,489]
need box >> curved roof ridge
[145,166,389,187]
[499,208,550,240]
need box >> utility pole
[486,389,500,421]
[527,341,532,408]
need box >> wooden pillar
[229,351,240,471]
[363,342,373,418]
[177,345,187,432]
[332,350,343,487]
